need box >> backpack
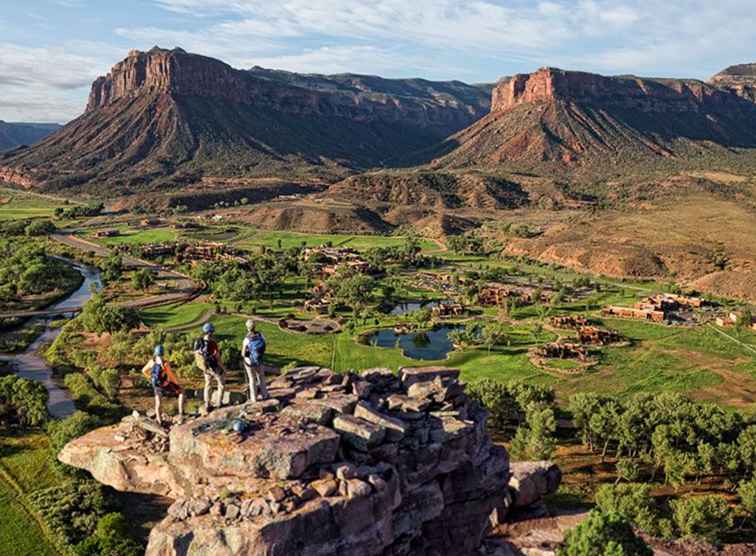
[194,337,215,371]
[151,360,168,388]
[244,333,266,365]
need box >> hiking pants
[243,361,269,403]
[203,366,225,409]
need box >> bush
[80,295,140,334]
[47,411,103,475]
[671,495,733,544]
[75,512,142,556]
[595,483,672,538]
[738,477,756,520]
[0,375,48,426]
[24,219,56,236]
[558,510,652,556]
[29,478,107,545]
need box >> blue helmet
[154,345,164,357]
[231,419,248,434]
[202,322,215,334]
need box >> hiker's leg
[213,367,226,407]
[203,372,212,411]
[177,393,185,421]
[256,365,269,399]
[154,392,162,425]
[243,363,256,402]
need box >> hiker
[194,322,226,412]
[241,319,269,402]
[142,345,184,426]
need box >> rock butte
[60,366,513,555]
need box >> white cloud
[0,42,116,122]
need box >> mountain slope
[426,67,756,175]
[0,121,61,152]
[709,63,756,102]
[0,47,490,193]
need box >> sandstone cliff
[430,67,756,173]
[0,47,490,192]
[60,366,509,555]
[709,63,756,103]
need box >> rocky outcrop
[492,67,753,113]
[432,66,756,170]
[709,63,756,103]
[60,366,509,555]
[508,461,561,509]
[0,165,38,188]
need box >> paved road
[0,234,201,319]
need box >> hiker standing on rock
[194,322,226,413]
[241,319,269,402]
[142,345,185,426]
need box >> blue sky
[2,0,755,123]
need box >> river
[0,261,102,419]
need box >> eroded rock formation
[60,366,509,555]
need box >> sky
[2,0,755,123]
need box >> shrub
[558,510,652,556]
[0,375,48,426]
[47,411,103,475]
[738,477,756,520]
[671,495,733,544]
[595,483,672,538]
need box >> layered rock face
[492,67,749,113]
[710,63,756,103]
[60,366,509,556]
[0,47,491,191]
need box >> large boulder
[59,366,510,556]
[509,461,562,509]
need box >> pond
[366,325,462,360]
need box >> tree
[511,402,557,460]
[595,483,672,538]
[0,375,48,426]
[132,268,156,291]
[558,511,652,556]
[24,219,56,236]
[101,254,124,284]
[738,477,756,521]
[80,295,140,334]
[671,496,733,544]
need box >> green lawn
[141,302,214,330]
[0,431,60,556]
[0,190,66,221]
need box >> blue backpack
[245,333,266,365]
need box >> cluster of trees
[0,375,48,426]
[0,218,56,237]
[592,482,751,545]
[0,241,80,300]
[467,378,557,460]
[54,203,104,219]
[447,233,485,255]
[79,295,140,335]
[448,321,511,351]
[568,392,756,486]
[362,236,433,271]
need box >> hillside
[0,47,490,193]
[426,67,756,178]
[0,121,61,152]
[710,63,756,102]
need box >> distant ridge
[0,121,61,152]
[427,66,756,172]
[0,47,491,193]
